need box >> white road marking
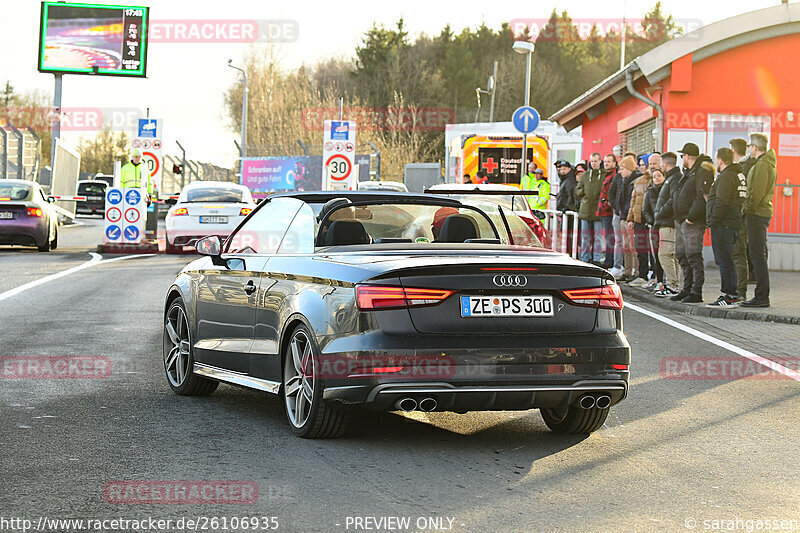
[0,253,154,302]
[626,302,800,383]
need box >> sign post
[322,120,356,190]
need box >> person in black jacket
[669,143,714,303]
[555,161,578,213]
[556,161,578,255]
[706,147,746,307]
[729,138,753,298]
[653,153,682,296]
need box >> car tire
[50,226,58,250]
[282,324,349,438]
[36,228,51,252]
[163,297,218,396]
[540,405,609,434]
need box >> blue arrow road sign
[512,106,540,134]
[125,189,141,205]
[106,225,121,240]
[124,226,140,241]
[107,189,122,205]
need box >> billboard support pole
[50,74,62,170]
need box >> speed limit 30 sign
[325,154,352,181]
[322,119,356,191]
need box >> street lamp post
[513,41,534,181]
[227,60,248,160]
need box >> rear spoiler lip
[425,188,542,195]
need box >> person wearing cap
[574,161,587,182]
[121,148,154,202]
[575,153,605,264]
[669,142,714,304]
[521,163,550,216]
[555,160,578,255]
[740,132,777,307]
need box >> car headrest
[438,214,478,243]
[325,219,370,246]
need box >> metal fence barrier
[770,183,799,236]
[540,209,579,258]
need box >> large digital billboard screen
[38,2,149,77]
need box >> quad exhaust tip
[419,398,437,412]
[595,395,611,409]
[396,398,417,412]
[579,395,596,409]
[578,394,611,409]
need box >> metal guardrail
[771,183,799,236]
[539,209,579,258]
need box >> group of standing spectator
[559,132,778,308]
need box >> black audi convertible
[163,191,630,438]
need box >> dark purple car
[0,180,58,252]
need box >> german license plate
[460,295,554,317]
[200,216,228,224]
[0,211,13,220]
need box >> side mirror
[195,235,222,257]
[47,197,56,203]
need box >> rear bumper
[76,202,104,214]
[167,231,235,246]
[323,378,628,411]
[316,330,630,411]
[0,219,47,246]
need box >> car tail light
[240,208,252,216]
[563,284,623,310]
[520,215,546,241]
[611,364,629,370]
[172,207,188,216]
[26,207,43,217]
[356,285,453,310]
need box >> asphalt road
[1,217,798,532]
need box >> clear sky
[0,0,777,167]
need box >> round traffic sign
[325,154,352,181]
[142,151,160,178]
[106,207,122,223]
[105,224,121,240]
[124,208,140,223]
[512,105,540,134]
[107,189,122,204]
[125,189,141,205]
[123,226,140,241]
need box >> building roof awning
[549,3,800,129]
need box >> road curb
[620,285,800,326]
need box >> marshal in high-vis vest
[121,148,154,202]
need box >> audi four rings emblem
[492,275,528,287]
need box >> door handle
[243,280,257,295]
